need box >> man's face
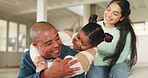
[34,28,62,59]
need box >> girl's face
[72,30,92,51]
[103,2,123,26]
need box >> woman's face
[103,2,123,26]
[72,30,92,51]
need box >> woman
[86,0,137,78]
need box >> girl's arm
[73,47,97,72]
[30,44,48,72]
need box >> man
[18,21,84,78]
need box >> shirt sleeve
[30,46,41,63]
[116,33,131,63]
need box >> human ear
[32,42,38,48]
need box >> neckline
[102,22,116,30]
[103,22,115,28]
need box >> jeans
[86,60,130,78]
[72,73,85,78]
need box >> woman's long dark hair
[103,0,137,77]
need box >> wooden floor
[129,63,148,78]
[0,68,19,78]
[0,64,148,78]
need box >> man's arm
[40,58,80,78]
[18,51,80,78]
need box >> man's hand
[40,57,80,78]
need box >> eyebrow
[108,6,121,14]
[44,33,59,45]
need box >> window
[0,19,7,52]
[18,24,27,52]
[145,22,148,35]
[8,22,17,52]
[134,23,145,35]
[133,22,148,36]
[0,19,28,53]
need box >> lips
[106,17,112,21]
[52,46,61,56]
[52,49,59,53]
[105,16,112,22]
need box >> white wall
[48,16,82,32]
[131,8,148,22]
[0,52,23,68]
[137,35,148,63]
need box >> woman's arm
[116,33,132,63]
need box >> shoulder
[18,51,37,78]
[21,51,34,65]
[22,51,30,58]
[60,45,78,59]
[61,44,76,53]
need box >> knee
[86,72,98,78]
[86,68,98,78]
[109,68,128,78]
[111,68,127,74]
[111,62,129,73]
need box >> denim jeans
[86,60,130,78]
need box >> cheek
[80,47,85,51]
[58,40,62,44]
[103,11,107,17]
[38,48,46,57]
[81,46,90,50]
[113,17,121,23]
[72,38,76,44]
[113,15,122,21]
[41,47,52,56]
[104,10,108,16]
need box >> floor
[0,68,19,78]
[129,63,148,78]
[0,64,148,78]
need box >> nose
[107,11,113,17]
